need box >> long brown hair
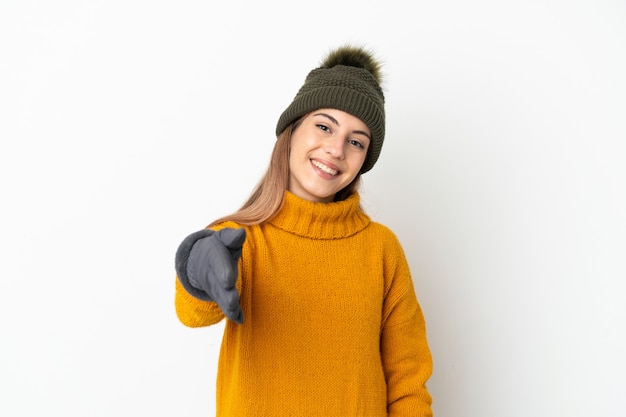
[208,119,363,227]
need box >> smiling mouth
[311,159,339,176]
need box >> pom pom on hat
[276,45,386,174]
[321,45,383,85]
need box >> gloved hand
[177,228,246,324]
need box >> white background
[1,1,625,416]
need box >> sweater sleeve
[174,278,225,327]
[380,234,433,417]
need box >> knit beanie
[276,45,385,174]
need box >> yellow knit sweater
[175,192,433,416]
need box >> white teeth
[312,160,338,176]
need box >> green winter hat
[276,45,385,174]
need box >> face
[288,108,371,203]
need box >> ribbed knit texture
[175,192,433,416]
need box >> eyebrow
[313,112,372,141]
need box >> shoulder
[362,220,409,260]
[366,220,402,243]
[209,220,246,231]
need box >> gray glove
[175,227,246,324]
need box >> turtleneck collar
[268,191,371,240]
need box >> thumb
[216,228,246,249]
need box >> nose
[324,135,345,159]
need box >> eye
[316,124,330,132]
[348,139,365,149]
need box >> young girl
[174,45,433,416]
